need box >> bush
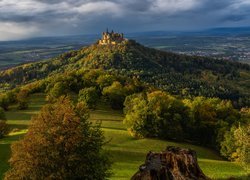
[5,96,111,180]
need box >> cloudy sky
[0,0,250,41]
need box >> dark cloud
[0,0,249,40]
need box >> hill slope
[0,94,248,179]
[0,40,249,105]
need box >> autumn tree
[5,96,111,180]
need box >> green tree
[220,122,250,170]
[184,97,240,147]
[103,81,127,109]
[16,89,29,110]
[124,93,151,138]
[234,122,250,170]
[0,94,10,111]
[96,74,116,89]
[124,91,188,140]
[46,82,68,102]
[0,107,6,120]
[0,107,8,139]
[78,87,99,108]
[5,97,111,180]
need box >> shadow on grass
[0,144,11,180]
[218,175,250,180]
[6,110,34,121]
[0,133,25,145]
[8,124,28,130]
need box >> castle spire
[106,28,109,33]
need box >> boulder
[131,146,210,180]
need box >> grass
[0,94,249,179]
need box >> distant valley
[1,27,250,70]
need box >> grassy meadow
[0,94,249,179]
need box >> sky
[0,0,250,41]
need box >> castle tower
[99,29,126,45]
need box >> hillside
[1,39,250,179]
[0,40,250,105]
[0,94,248,179]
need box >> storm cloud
[0,0,249,40]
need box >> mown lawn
[0,94,249,179]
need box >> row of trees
[0,89,29,111]
[0,89,29,139]
[44,69,145,110]
[123,91,249,167]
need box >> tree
[96,74,116,89]
[78,87,99,108]
[220,122,250,171]
[46,82,67,102]
[0,94,10,111]
[234,122,250,170]
[103,81,127,109]
[123,93,151,138]
[0,107,6,120]
[0,107,8,139]
[16,89,29,110]
[183,97,240,147]
[5,97,111,180]
[124,91,189,140]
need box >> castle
[99,29,126,45]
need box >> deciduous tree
[5,96,111,180]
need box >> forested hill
[0,40,250,106]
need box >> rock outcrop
[131,146,210,180]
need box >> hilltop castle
[99,29,126,45]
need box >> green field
[0,94,249,179]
